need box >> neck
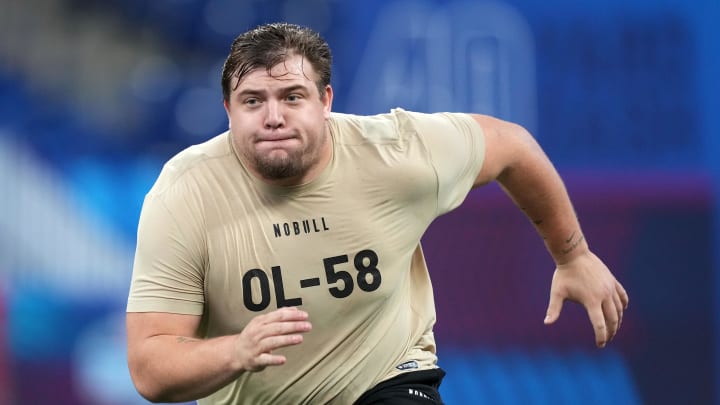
[231,121,334,187]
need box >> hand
[543,251,629,348]
[233,307,312,372]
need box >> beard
[253,149,306,180]
[232,124,329,183]
[250,132,327,181]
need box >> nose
[264,100,285,130]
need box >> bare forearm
[497,136,629,349]
[130,334,242,403]
[495,133,587,265]
[127,308,310,402]
[470,115,628,347]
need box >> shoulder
[149,132,233,196]
[330,109,479,144]
[329,111,401,144]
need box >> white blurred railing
[0,133,133,299]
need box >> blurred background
[0,0,717,403]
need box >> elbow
[132,379,180,404]
[129,362,175,403]
[130,373,163,403]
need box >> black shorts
[353,368,446,405]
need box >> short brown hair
[221,23,332,102]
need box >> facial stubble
[251,128,328,181]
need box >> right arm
[127,172,310,402]
[126,307,311,403]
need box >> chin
[256,155,304,179]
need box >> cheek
[303,121,326,145]
[302,109,328,133]
[230,115,256,135]
[229,124,256,151]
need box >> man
[126,22,628,404]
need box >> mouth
[255,134,300,150]
[258,136,295,143]
[256,132,297,142]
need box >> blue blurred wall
[1,0,717,404]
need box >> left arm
[470,114,629,348]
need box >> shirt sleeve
[126,175,207,315]
[395,109,486,215]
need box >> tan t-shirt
[127,108,485,404]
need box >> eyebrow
[236,84,310,98]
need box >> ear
[322,85,333,119]
[223,99,232,128]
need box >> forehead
[233,54,318,91]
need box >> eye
[286,94,303,103]
[244,97,261,107]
